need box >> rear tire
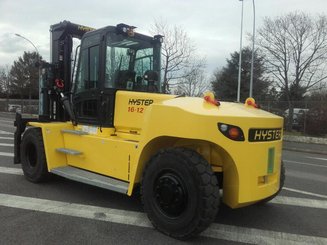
[258,161,285,204]
[141,148,220,239]
[21,127,50,182]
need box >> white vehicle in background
[284,108,309,129]
[8,104,21,112]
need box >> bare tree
[150,20,195,93]
[175,58,210,97]
[257,12,327,130]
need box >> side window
[89,46,99,83]
[76,49,88,92]
[135,48,153,78]
[105,47,130,88]
[75,45,99,93]
[74,44,100,122]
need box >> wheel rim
[154,171,188,218]
[25,142,37,168]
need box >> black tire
[258,161,285,204]
[21,127,50,182]
[141,148,220,239]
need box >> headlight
[218,123,245,141]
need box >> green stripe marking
[268,147,275,174]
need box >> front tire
[141,148,219,239]
[21,127,50,182]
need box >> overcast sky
[0,0,326,74]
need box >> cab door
[68,34,129,179]
[73,36,101,126]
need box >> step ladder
[56,148,82,155]
[50,166,129,194]
[55,129,88,155]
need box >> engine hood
[114,91,282,134]
[162,97,281,119]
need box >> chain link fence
[258,100,327,136]
[0,99,38,114]
[0,98,326,136]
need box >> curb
[282,146,327,155]
[283,135,327,145]
[283,135,327,155]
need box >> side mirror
[143,70,158,82]
[143,70,159,92]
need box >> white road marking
[306,156,327,161]
[0,143,14,147]
[284,159,327,168]
[270,195,327,209]
[0,192,151,227]
[0,166,326,209]
[0,130,14,135]
[0,152,14,157]
[0,136,13,140]
[283,187,327,199]
[0,166,22,175]
[0,193,326,244]
[286,170,326,183]
[0,123,15,129]
[0,119,13,123]
[204,223,327,244]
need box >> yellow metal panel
[28,122,73,170]
[126,98,283,208]
[114,91,174,132]
[63,133,138,181]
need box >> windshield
[105,33,159,92]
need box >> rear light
[218,123,245,141]
[228,127,240,140]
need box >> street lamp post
[15,33,41,112]
[15,34,39,55]
[237,0,244,102]
[249,0,256,98]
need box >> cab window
[75,45,99,93]
[104,33,157,92]
[75,34,100,93]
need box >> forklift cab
[72,24,163,127]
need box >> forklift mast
[40,20,94,122]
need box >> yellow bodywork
[29,90,283,208]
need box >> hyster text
[249,128,282,142]
[128,99,154,106]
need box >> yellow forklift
[14,21,285,239]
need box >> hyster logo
[249,128,282,142]
[128,99,154,106]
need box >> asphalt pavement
[283,141,327,155]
